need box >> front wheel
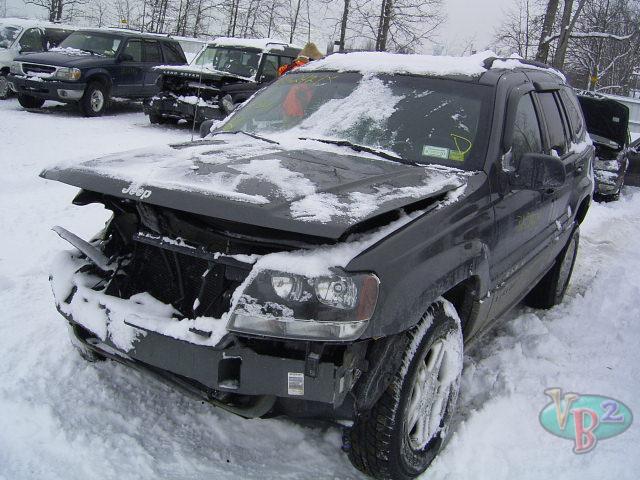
[525,226,579,309]
[79,82,109,117]
[17,93,45,109]
[348,300,463,480]
[0,74,11,99]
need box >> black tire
[348,300,463,480]
[79,81,109,117]
[0,74,11,100]
[148,113,166,124]
[525,226,579,309]
[17,93,45,109]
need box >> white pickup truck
[0,18,75,99]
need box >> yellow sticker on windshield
[422,145,450,159]
[448,150,465,162]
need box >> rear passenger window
[162,42,185,64]
[509,94,543,170]
[143,40,162,63]
[538,92,568,156]
[559,89,585,141]
[122,39,142,62]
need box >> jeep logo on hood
[122,183,152,200]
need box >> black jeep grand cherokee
[42,52,593,479]
[8,29,186,116]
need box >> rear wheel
[348,300,463,480]
[525,226,579,309]
[0,74,11,100]
[148,113,166,124]
[79,81,109,117]
[17,93,45,109]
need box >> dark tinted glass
[261,55,279,81]
[19,28,43,52]
[510,94,543,169]
[143,40,162,63]
[559,89,585,141]
[162,42,185,64]
[538,92,568,156]
[122,39,142,62]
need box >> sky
[2,0,515,55]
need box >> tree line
[494,0,640,95]
[23,0,443,53]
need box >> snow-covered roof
[300,50,495,77]
[0,17,76,30]
[299,50,565,81]
[212,36,299,51]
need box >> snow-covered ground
[0,98,638,479]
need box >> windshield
[0,25,22,49]
[218,72,492,169]
[58,32,122,57]
[194,46,260,78]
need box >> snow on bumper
[50,250,357,405]
[50,250,229,353]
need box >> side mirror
[259,73,276,83]
[511,152,566,190]
[118,53,134,63]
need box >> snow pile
[299,50,496,77]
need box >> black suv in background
[8,29,187,116]
[143,38,300,125]
[43,54,593,479]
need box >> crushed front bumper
[52,250,363,412]
[143,94,225,123]
[8,74,85,101]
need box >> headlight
[227,270,379,341]
[9,61,22,75]
[54,67,81,81]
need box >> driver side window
[19,28,44,52]
[122,39,142,62]
[507,94,543,171]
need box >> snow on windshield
[295,75,404,144]
[220,71,489,169]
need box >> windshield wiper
[298,137,415,165]
[211,130,280,145]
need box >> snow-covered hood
[40,136,470,240]
[14,51,112,68]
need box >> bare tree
[494,0,543,59]
[25,0,87,22]
[353,0,443,53]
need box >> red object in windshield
[283,84,314,117]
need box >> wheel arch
[575,195,591,225]
[84,70,112,92]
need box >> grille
[22,63,57,75]
[106,241,251,319]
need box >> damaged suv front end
[577,92,630,199]
[43,65,488,434]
